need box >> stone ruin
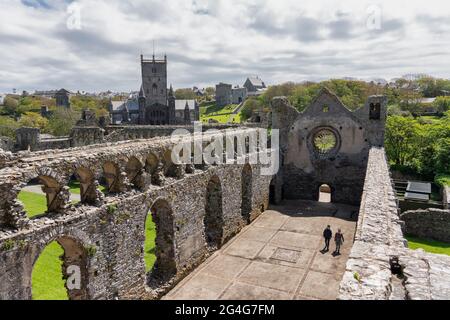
[1,88,449,300]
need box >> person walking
[334,229,344,255]
[322,225,332,252]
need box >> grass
[68,181,107,194]
[32,241,68,300]
[406,236,450,256]
[144,214,157,272]
[18,190,47,218]
[18,189,157,299]
[435,174,450,187]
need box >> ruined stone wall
[339,148,450,300]
[0,128,272,300]
[401,208,450,243]
[271,89,381,206]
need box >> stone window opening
[323,105,329,113]
[147,199,177,282]
[152,84,157,95]
[369,103,381,120]
[318,184,332,203]
[102,161,121,194]
[311,128,340,158]
[241,164,252,224]
[145,153,162,186]
[31,236,89,300]
[125,157,144,190]
[18,176,65,218]
[204,175,224,249]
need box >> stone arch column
[75,167,103,205]
[145,153,164,186]
[102,161,126,193]
[125,157,145,190]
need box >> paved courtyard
[164,200,358,300]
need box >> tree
[48,109,80,136]
[241,98,263,121]
[175,88,196,100]
[3,96,19,115]
[385,116,421,167]
[433,96,450,114]
[18,112,48,131]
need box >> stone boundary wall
[401,208,450,243]
[444,186,450,209]
[339,147,450,300]
[0,128,272,300]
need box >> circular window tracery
[312,129,338,155]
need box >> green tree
[175,88,196,100]
[18,112,48,131]
[48,109,80,136]
[385,116,421,167]
[433,96,450,114]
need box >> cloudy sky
[0,0,449,93]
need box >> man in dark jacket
[322,225,332,252]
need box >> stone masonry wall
[401,208,450,243]
[339,147,450,300]
[0,128,272,300]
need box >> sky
[0,0,449,93]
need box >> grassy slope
[407,236,450,256]
[19,190,156,299]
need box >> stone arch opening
[73,167,97,205]
[163,149,182,178]
[241,164,253,223]
[370,103,381,120]
[204,175,224,249]
[148,199,177,280]
[102,161,120,193]
[269,177,277,204]
[31,236,89,300]
[145,153,162,185]
[19,176,63,218]
[125,156,144,189]
[318,184,332,203]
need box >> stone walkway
[164,200,358,300]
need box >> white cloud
[0,0,449,93]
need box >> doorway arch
[241,164,252,223]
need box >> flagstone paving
[164,200,358,300]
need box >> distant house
[55,88,72,108]
[243,76,267,95]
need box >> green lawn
[407,236,450,256]
[19,189,157,299]
[18,190,47,218]
[145,215,157,272]
[68,181,107,195]
[32,241,68,300]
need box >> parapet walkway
[164,200,358,300]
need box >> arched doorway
[204,175,223,249]
[31,237,89,300]
[147,199,176,280]
[241,164,252,223]
[318,184,331,203]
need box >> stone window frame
[307,126,342,160]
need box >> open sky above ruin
[1,0,449,92]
